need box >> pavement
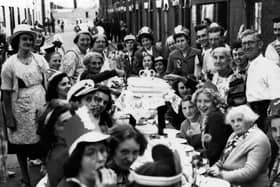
[2,23,77,187]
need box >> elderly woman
[192,87,232,165]
[60,29,92,82]
[1,24,49,186]
[211,47,233,100]
[79,52,124,83]
[208,105,271,187]
[107,124,147,187]
[57,131,117,187]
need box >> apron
[8,58,46,144]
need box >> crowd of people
[1,15,280,187]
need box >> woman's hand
[207,165,222,177]
[115,69,125,77]
[95,168,117,187]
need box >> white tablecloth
[132,125,230,187]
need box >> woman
[62,80,113,146]
[142,55,154,70]
[192,87,232,165]
[179,96,203,150]
[153,56,166,78]
[79,52,124,83]
[130,144,182,187]
[165,77,198,130]
[1,24,49,187]
[134,26,162,75]
[107,124,147,187]
[46,72,71,102]
[33,30,45,55]
[45,51,62,73]
[208,105,271,187]
[60,29,92,82]
[38,102,73,187]
[57,131,117,187]
[211,47,233,101]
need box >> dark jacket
[166,47,202,77]
[46,139,68,187]
[80,70,118,83]
[203,109,232,165]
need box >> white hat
[173,25,190,39]
[10,24,37,43]
[69,131,110,155]
[124,34,136,42]
[67,79,97,102]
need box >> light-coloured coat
[216,126,271,187]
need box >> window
[85,11,89,18]
[0,6,6,27]
[254,2,262,34]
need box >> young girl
[179,95,203,150]
[45,51,62,71]
[142,54,154,70]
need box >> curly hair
[191,87,223,108]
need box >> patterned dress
[1,53,48,148]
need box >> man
[133,26,162,75]
[166,25,202,78]
[265,17,280,66]
[202,26,229,77]
[227,41,248,107]
[194,24,209,54]
[241,29,280,132]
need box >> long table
[132,125,231,187]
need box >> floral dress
[1,53,48,145]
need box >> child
[142,54,154,70]
[179,95,203,150]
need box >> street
[2,23,77,187]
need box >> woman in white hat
[60,29,92,82]
[166,25,202,78]
[57,131,117,187]
[1,24,49,186]
[134,26,162,75]
[61,80,113,146]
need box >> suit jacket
[133,46,162,75]
[216,126,271,187]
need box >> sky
[51,0,99,8]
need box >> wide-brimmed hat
[10,24,37,43]
[69,131,110,155]
[67,79,97,102]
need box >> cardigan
[215,126,271,187]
